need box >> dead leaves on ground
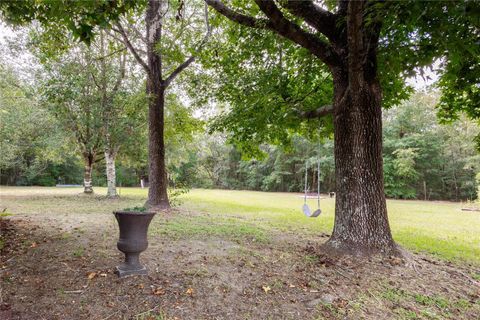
[152,287,165,296]
[86,271,108,280]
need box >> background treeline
[1,58,478,202]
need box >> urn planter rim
[113,211,157,215]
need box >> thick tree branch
[347,0,366,91]
[114,22,150,74]
[282,0,337,41]
[254,0,338,66]
[297,105,334,119]
[206,0,338,65]
[164,56,196,87]
[205,0,273,29]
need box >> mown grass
[178,189,479,264]
[1,186,478,264]
[379,285,479,319]
[150,215,268,243]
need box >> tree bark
[105,148,118,198]
[323,70,398,255]
[83,153,95,194]
[145,83,170,210]
[143,0,170,210]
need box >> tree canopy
[198,0,479,152]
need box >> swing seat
[302,204,321,218]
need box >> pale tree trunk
[105,147,118,198]
[83,154,95,194]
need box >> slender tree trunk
[323,71,397,255]
[83,154,94,194]
[146,83,170,209]
[143,0,170,210]
[105,148,118,198]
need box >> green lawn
[1,186,479,264]
[179,189,480,264]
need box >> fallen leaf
[30,242,37,248]
[138,283,144,289]
[152,288,165,295]
[262,286,271,294]
[87,272,96,280]
[107,301,115,307]
[289,284,296,288]
[99,273,107,277]
[185,288,194,295]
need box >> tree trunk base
[321,237,402,259]
[83,188,94,194]
[106,194,120,199]
[144,200,170,212]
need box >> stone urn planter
[113,210,156,277]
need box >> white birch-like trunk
[105,149,118,198]
[84,161,94,194]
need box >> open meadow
[1,186,479,319]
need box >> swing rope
[304,161,308,205]
[302,154,322,218]
[317,158,320,210]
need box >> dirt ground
[0,193,479,319]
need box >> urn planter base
[115,264,147,277]
[113,211,156,278]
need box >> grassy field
[181,189,480,265]
[1,186,478,264]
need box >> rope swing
[302,156,322,218]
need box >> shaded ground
[0,189,479,319]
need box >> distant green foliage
[383,92,479,200]
[0,61,76,185]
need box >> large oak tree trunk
[105,148,118,198]
[205,0,399,257]
[83,153,95,194]
[324,71,397,255]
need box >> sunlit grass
[1,186,478,264]
[180,189,480,264]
